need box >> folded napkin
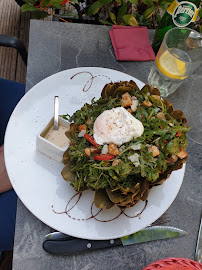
[109,25,155,61]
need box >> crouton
[157,112,166,120]
[112,159,121,166]
[148,145,160,157]
[167,154,178,163]
[121,92,132,107]
[86,118,93,125]
[78,124,87,132]
[151,95,161,99]
[177,147,188,159]
[108,143,120,156]
[90,147,101,154]
[84,147,101,157]
[142,100,153,107]
[84,148,91,157]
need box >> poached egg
[93,107,144,146]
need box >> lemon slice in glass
[156,50,187,80]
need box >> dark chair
[0,35,27,253]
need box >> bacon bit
[70,142,77,146]
[176,131,182,137]
[164,140,169,143]
[84,134,99,148]
[167,157,174,163]
[94,154,114,161]
[159,170,164,175]
[78,124,87,132]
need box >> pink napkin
[109,25,155,61]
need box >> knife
[195,216,202,263]
[43,226,187,255]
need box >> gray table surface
[13,20,202,270]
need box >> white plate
[4,67,185,240]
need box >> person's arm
[0,145,12,193]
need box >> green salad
[61,81,190,209]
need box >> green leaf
[128,0,138,4]
[198,7,202,18]
[49,0,64,5]
[116,0,122,4]
[166,138,180,155]
[40,0,51,6]
[142,0,154,6]
[99,19,113,25]
[143,6,155,19]
[87,1,102,16]
[123,14,138,26]
[159,1,169,11]
[21,4,38,12]
[156,13,162,23]
[31,10,49,19]
[109,12,116,23]
[99,0,112,5]
[117,1,127,22]
[70,0,79,4]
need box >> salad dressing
[44,124,69,149]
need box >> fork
[151,212,171,226]
[47,212,171,237]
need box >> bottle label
[167,0,199,27]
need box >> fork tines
[151,212,171,226]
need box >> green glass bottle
[152,0,200,54]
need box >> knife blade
[43,226,187,255]
[195,216,202,263]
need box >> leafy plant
[20,0,83,21]
[20,0,202,30]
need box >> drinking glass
[148,27,202,97]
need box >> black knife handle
[43,238,122,255]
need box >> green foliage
[143,6,155,19]
[123,14,138,26]
[117,1,127,23]
[109,12,116,23]
[199,7,202,18]
[128,0,138,4]
[142,0,154,6]
[87,1,102,16]
[21,4,39,11]
[19,0,202,30]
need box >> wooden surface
[0,0,30,83]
